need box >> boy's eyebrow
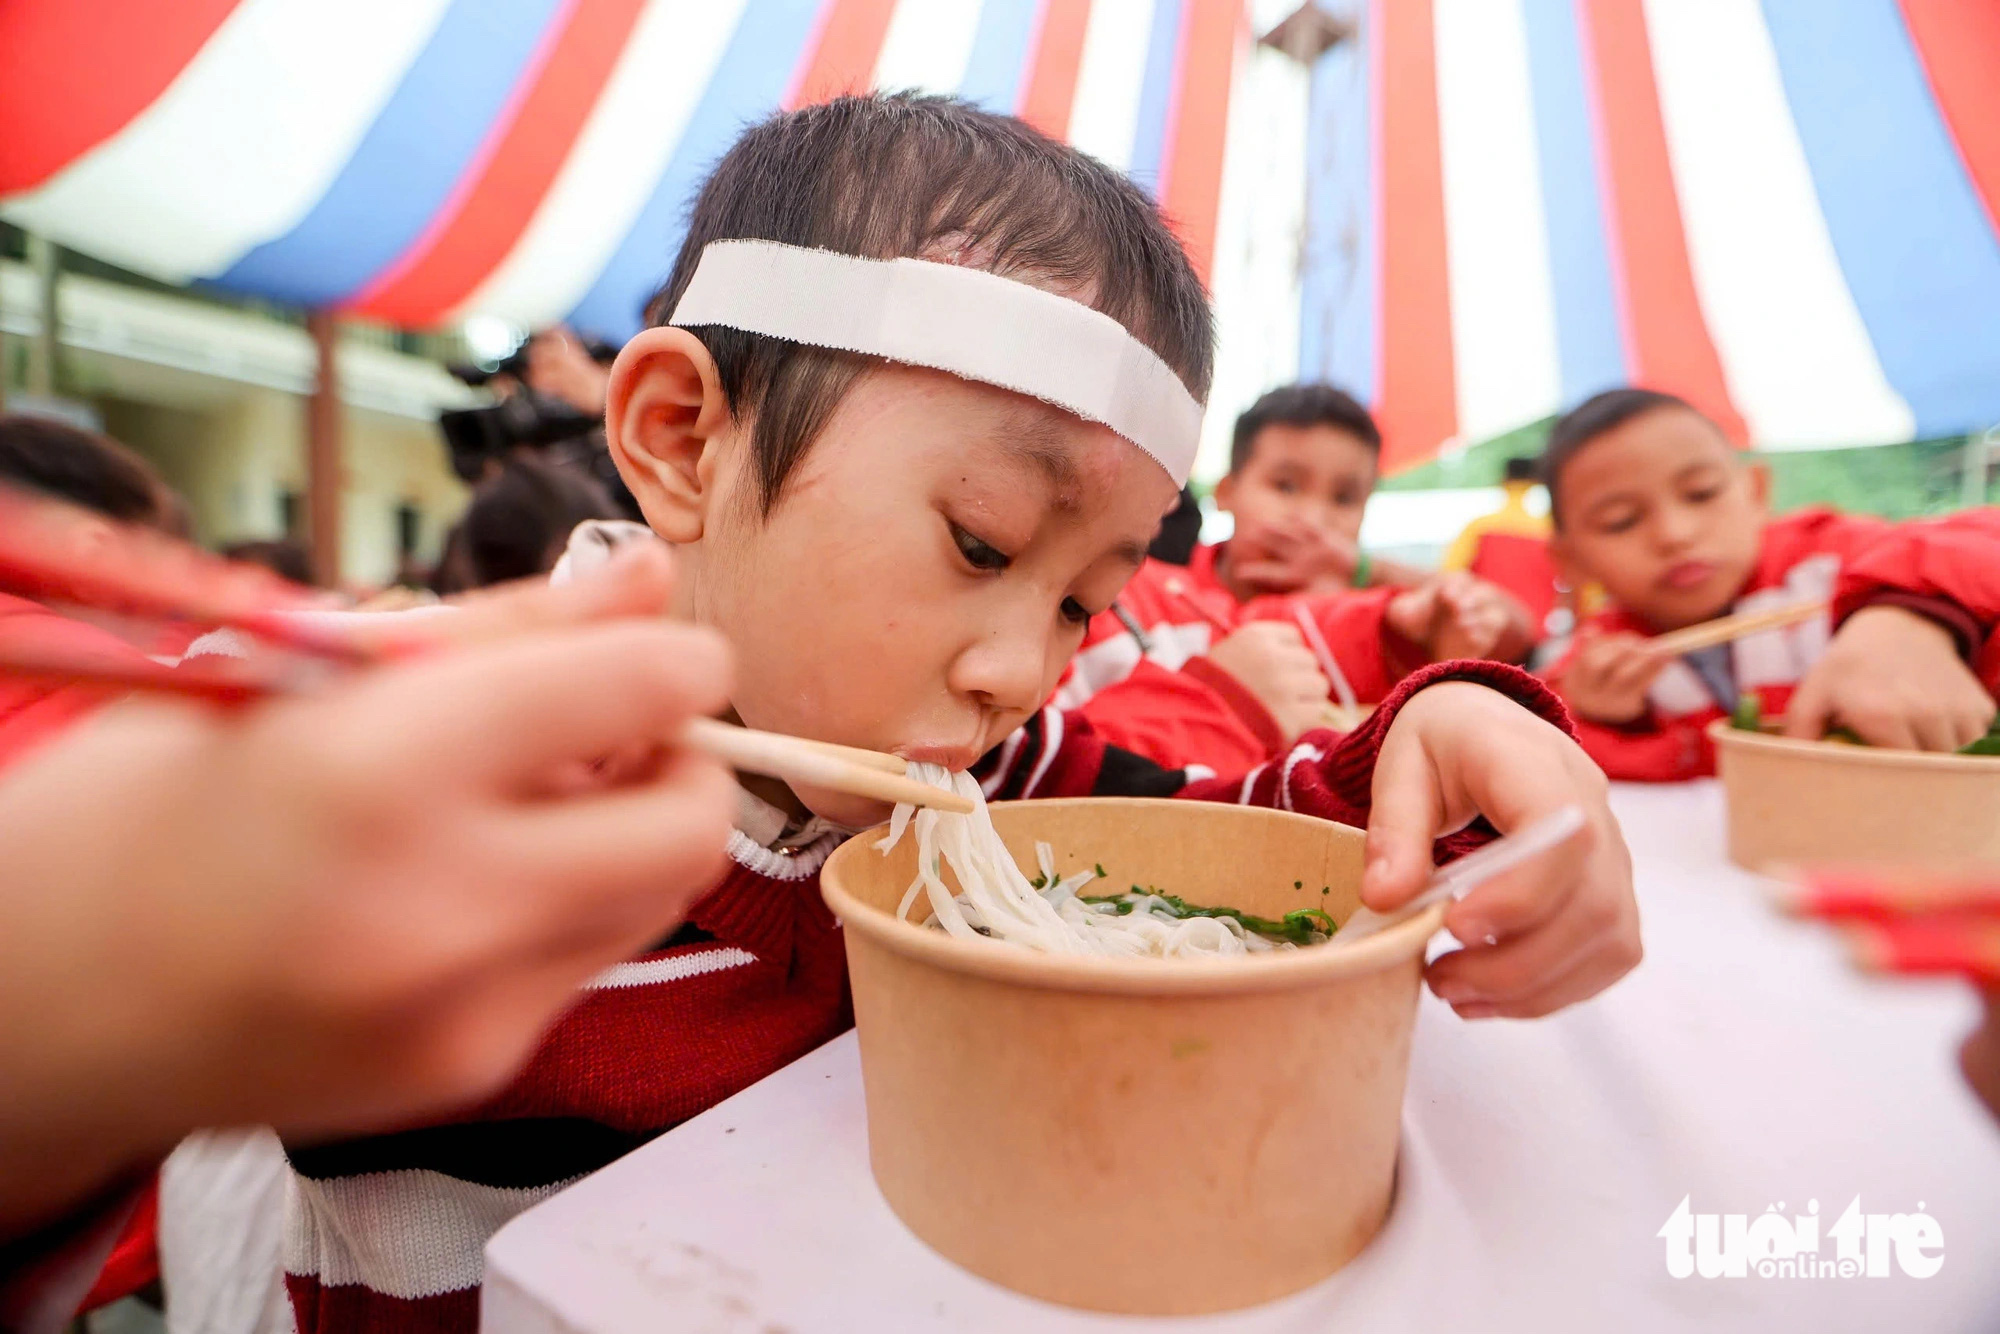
[996,432,1080,490]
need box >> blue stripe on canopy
[1125,0,1185,194]
[213,0,564,307]
[956,0,1041,114]
[1761,0,2000,437]
[1520,0,1626,409]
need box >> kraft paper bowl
[1710,719,2000,872]
[819,797,1446,1315]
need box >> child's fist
[1555,629,1666,725]
[1228,518,1361,597]
[1365,682,1640,1019]
[1205,620,1334,741]
[1784,605,1996,751]
[1387,574,1536,666]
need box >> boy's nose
[949,628,1052,718]
[1654,504,1701,548]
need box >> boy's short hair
[647,93,1214,512]
[1228,384,1381,475]
[1541,388,1699,522]
[0,413,176,528]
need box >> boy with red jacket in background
[1060,384,1536,772]
[1545,388,1999,781]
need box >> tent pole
[1965,427,1996,510]
[306,311,344,587]
[23,232,60,400]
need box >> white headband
[666,240,1203,487]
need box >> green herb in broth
[1730,694,1998,756]
[1077,888,1339,946]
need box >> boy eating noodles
[279,96,1637,1333]
[1544,388,2000,780]
[1061,384,1536,772]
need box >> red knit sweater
[281,660,1567,1333]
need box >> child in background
[1061,384,1537,772]
[1544,388,2000,780]
[276,96,1638,1334]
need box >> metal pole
[1962,427,1996,510]
[306,311,344,587]
[24,232,59,398]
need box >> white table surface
[484,782,2000,1333]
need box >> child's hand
[1386,574,1536,665]
[1205,621,1334,741]
[0,546,737,1226]
[1364,682,1640,1019]
[1555,629,1667,724]
[1228,518,1361,597]
[1784,605,1997,751]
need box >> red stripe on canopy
[1158,0,1241,288]
[0,0,241,193]
[347,0,647,328]
[1371,0,1458,473]
[1898,0,2000,240]
[789,0,900,106]
[1576,0,1746,444]
[1019,0,1095,140]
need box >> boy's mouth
[1661,559,1717,592]
[896,742,984,772]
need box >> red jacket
[1057,544,1421,773]
[1549,507,2000,781]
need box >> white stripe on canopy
[1433,0,1561,446]
[3,0,452,284]
[1068,0,1160,172]
[1642,0,1913,449]
[456,0,747,330]
[872,0,984,95]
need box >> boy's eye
[1595,508,1641,535]
[951,522,1011,571]
[1686,485,1722,504]
[1272,477,1299,494]
[1060,596,1092,626]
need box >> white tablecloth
[484,782,2000,1333]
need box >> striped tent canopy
[0,0,1247,353]
[1305,0,2000,472]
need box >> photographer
[440,326,638,522]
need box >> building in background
[0,222,475,585]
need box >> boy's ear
[1744,459,1772,510]
[1211,472,1237,513]
[604,327,733,544]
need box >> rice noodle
[876,764,1314,958]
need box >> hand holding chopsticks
[0,486,973,814]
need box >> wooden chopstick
[1649,600,1826,656]
[683,719,972,813]
[0,648,973,815]
[786,735,911,775]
